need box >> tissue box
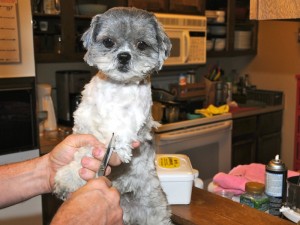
[155,154,195,204]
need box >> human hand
[47,134,140,191]
[51,177,124,225]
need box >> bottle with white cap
[265,155,287,216]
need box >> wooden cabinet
[127,0,204,14]
[32,0,84,63]
[232,111,283,168]
[257,110,282,164]
[232,116,256,167]
[31,0,257,63]
[294,75,300,171]
[205,0,258,57]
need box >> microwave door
[164,30,186,65]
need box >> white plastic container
[155,154,199,204]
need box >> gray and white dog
[53,7,173,225]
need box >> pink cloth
[213,163,299,195]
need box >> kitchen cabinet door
[257,132,281,164]
[257,111,283,136]
[232,138,256,167]
[232,116,256,168]
[232,111,283,167]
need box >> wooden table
[171,188,294,225]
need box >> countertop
[171,187,294,225]
[230,105,284,119]
[39,126,72,155]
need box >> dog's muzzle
[117,52,131,72]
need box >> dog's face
[81,7,171,83]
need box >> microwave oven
[155,13,207,66]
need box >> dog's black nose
[117,52,131,64]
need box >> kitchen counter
[171,187,293,225]
[230,105,284,119]
[39,126,72,155]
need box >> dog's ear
[81,14,102,66]
[153,17,172,70]
[82,14,102,49]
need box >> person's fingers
[81,156,101,172]
[79,165,112,180]
[79,167,96,180]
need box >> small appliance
[155,13,207,65]
[37,83,57,131]
[56,70,92,125]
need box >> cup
[39,21,48,32]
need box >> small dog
[54,7,173,225]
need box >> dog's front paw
[113,138,134,163]
[54,161,87,200]
[53,146,92,200]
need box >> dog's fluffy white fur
[54,7,173,225]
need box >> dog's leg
[112,141,174,225]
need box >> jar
[240,182,269,212]
[179,74,187,86]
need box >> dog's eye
[103,38,114,48]
[137,41,148,51]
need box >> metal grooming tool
[97,133,114,177]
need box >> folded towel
[213,163,300,195]
[195,104,229,117]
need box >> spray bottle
[265,155,287,216]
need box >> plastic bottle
[240,182,269,212]
[244,74,251,89]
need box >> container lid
[245,182,265,194]
[155,154,195,182]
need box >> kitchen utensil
[98,133,115,177]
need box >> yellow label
[158,157,180,168]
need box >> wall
[241,21,300,169]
